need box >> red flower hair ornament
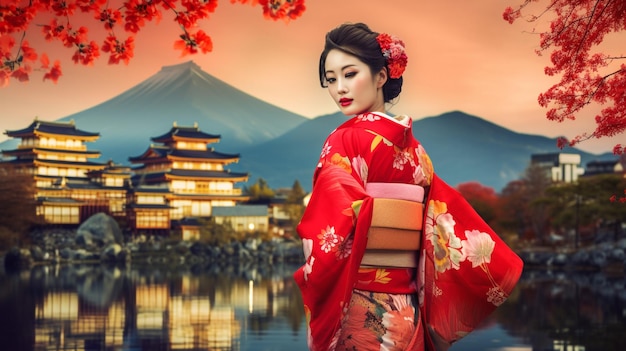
[376,33,408,79]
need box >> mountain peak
[157,60,208,84]
[44,61,306,159]
[161,60,201,72]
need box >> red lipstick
[339,98,352,107]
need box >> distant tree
[499,164,554,242]
[543,174,626,247]
[523,163,554,243]
[197,217,236,246]
[456,181,499,226]
[0,164,38,250]
[610,154,626,203]
[503,0,625,155]
[245,177,275,204]
[0,0,306,85]
[283,179,306,232]
[498,179,529,238]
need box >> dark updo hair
[319,22,403,102]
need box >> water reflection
[451,269,626,351]
[0,264,624,351]
[0,263,305,351]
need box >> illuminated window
[137,195,165,204]
[172,180,195,191]
[105,178,124,187]
[43,206,79,224]
[136,212,169,229]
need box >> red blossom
[174,29,212,56]
[43,60,62,83]
[63,26,89,48]
[0,69,10,86]
[1,0,306,84]
[556,137,568,149]
[176,0,218,27]
[76,0,107,12]
[260,0,305,22]
[0,5,38,33]
[102,35,135,64]
[42,18,66,41]
[20,40,37,62]
[502,6,520,24]
[124,0,162,33]
[51,0,78,17]
[97,8,123,30]
[40,52,50,68]
[0,34,16,57]
[11,66,30,82]
[505,0,625,153]
[72,40,100,65]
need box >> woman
[293,23,523,351]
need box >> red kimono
[293,112,523,351]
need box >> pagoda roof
[128,145,169,162]
[127,203,174,210]
[33,159,108,168]
[151,124,220,143]
[131,169,248,184]
[87,161,132,176]
[212,205,268,217]
[63,181,128,191]
[169,149,240,160]
[1,159,35,166]
[5,120,99,139]
[37,197,83,205]
[35,175,89,183]
[131,186,172,194]
[86,169,132,177]
[1,147,101,157]
[168,169,248,179]
[128,146,239,163]
[1,159,107,173]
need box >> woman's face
[323,49,387,116]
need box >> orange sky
[1,0,623,153]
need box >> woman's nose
[337,79,348,94]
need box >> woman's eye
[325,77,336,84]
[345,72,356,78]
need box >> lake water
[0,261,624,351]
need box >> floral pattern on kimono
[293,112,523,351]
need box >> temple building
[127,123,250,233]
[531,153,585,183]
[1,119,131,224]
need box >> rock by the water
[3,247,33,271]
[100,243,126,263]
[76,213,123,248]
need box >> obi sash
[361,183,425,268]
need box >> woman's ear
[376,67,388,88]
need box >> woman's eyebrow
[325,64,357,75]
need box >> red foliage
[504,0,625,153]
[456,181,502,228]
[456,182,499,207]
[0,0,306,84]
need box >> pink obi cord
[365,182,425,202]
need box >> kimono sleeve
[418,174,524,349]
